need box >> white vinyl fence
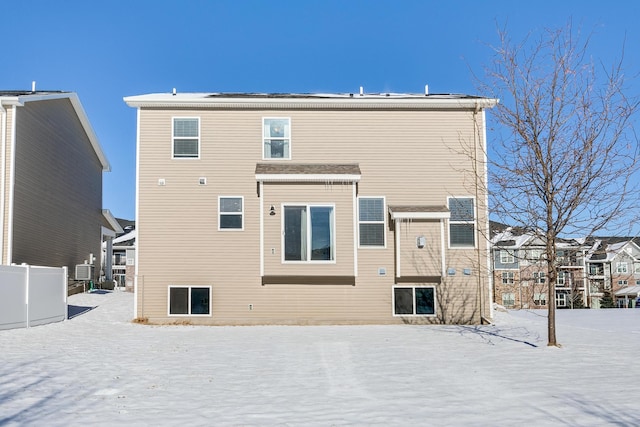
[0,264,67,330]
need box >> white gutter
[124,93,499,111]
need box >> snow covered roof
[124,91,499,110]
[615,285,640,297]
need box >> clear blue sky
[2,0,638,220]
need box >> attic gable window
[263,118,290,159]
[173,117,200,158]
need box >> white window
[283,205,334,262]
[529,249,542,261]
[168,286,211,316]
[635,264,640,274]
[263,118,291,159]
[358,197,385,247]
[502,292,515,307]
[617,262,629,274]
[618,280,628,286]
[502,272,514,285]
[534,271,546,284]
[556,293,567,308]
[393,286,436,316]
[219,197,243,230]
[500,250,514,264]
[534,293,547,306]
[448,197,475,248]
[557,271,566,286]
[172,117,199,158]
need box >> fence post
[63,266,68,320]
[24,263,30,328]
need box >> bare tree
[479,22,639,346]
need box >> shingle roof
[255,163,361,175]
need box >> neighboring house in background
[491,227,640,309]
[102,219,136,291]
[124,90,498,325]
[491,228,589,309]
[0,90,118,281]
[585,238,640,308]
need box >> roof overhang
[102,209,124,234]
[255,163,361,183]
[389,205,450,220]
[0,92,111,172]
[124,92,499,111]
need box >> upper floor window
[534,271,546,284]
[358,197,385,247]
[173,117,199,158]
[219,197,243,230]
[284,205,334,262]
[500,250,515,264]
[502,272,514,285]
[616,262,628,274]
[448,197,475,248]
[263,118,290,159]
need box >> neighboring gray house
[0,90,118,280]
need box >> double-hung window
[534,271,546,284]
[219,197,243,230]
[502,292,515,307]
[448,197,475,248]
[534,293,547,306]
[168,286,211,315]
[358,197,385,247]
[500,250,514,264]
[173,117,199,158]
[616,262,628,274]
[502,272,514,284]
[393,286,435,316]
[283,205,334,262]
[263,118,291,159]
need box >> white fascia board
[102,209,124,234]
[390,211,450,220]
[256,174,361,182]
[124,93,499,110]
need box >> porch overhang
[255,163,361,183]
[388,205,450,220]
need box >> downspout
[0,102,6,264]
[475,104,493,323]
[134,107,140,319]
[6,105,17,265]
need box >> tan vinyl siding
[10,99,103,272]
[136,105,490,324]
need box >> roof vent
[172,88,177,96]
[359,86,364,96]
[425,84,429,96]
[31,81,36,93]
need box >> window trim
[534,271,546,284]
[502,292,516,307]
[357,196,386,249]
[172,117,200,159]
[502,271,515,285]
[499,250,515,264]
[392,286,437,317]
[447,196,477,249]
[262,117,291,160]
[218,196,244,231]
[167,285,212,317]
[616,262,629,274]
[281,203,336,264]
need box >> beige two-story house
[0,90,116,280]
[124,91,498,325]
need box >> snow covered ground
[1,291,639,426]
